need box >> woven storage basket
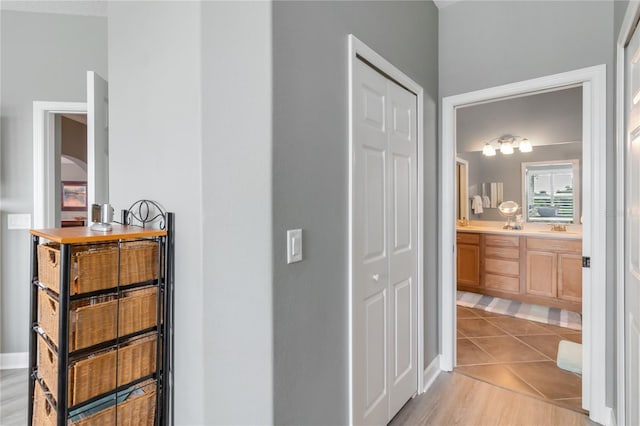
[37,240,158,295]
[33,382,55,426]
[37,333,157,407]
[38,286,158,352]
[33,379,156,426]
[73,381,156,426]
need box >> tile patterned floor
[456,305,584,414]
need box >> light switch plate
[287,229,303,264]
[8,213,31,230]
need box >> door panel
[393,278,412,382]
[627,22,640,425]
[364,148,387,262]
[558,253,583,302]
[364,291,387,414]
[353,58,391,426]
[387,78,417,418]
[393,154,412,253]
[353,58,417,424]
[87,71,109,209]
[526,251,557,298]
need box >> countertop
[456,225,582,240]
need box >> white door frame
[33,101,87,228]
[616,3,640,426]
[440,65,608,424]
[348,34,425,424]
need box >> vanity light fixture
[482,143,496,156]
[482,135,532,157]
[500,140,514,155]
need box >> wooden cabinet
[558,253,583,302]
[526,251,557,298]
[456,231,582,312]
[525,237,582,312]
[484,235,520,294]
[457,233,480,287]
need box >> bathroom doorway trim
[440,65,608,424]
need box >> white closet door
[387,78,417,418]
[353,57,417,425]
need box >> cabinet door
[457,244,480,287]
[526,251,557,298]
[558,253,582,302]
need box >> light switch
[8,213,31,230]
[287,229,303,264]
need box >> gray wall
[201,2,273,424]
[459,143,582,221]
[109,2,274,424]
[440,0,616,407]
[0,10,106,353]
[107,3,205,424]
[272,2,438,424]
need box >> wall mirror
[522,160,580,224]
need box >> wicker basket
[37,240,159,295]
[38,333,157,407]
[38,286,158,352]
[33,379,156,426]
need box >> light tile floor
[456,305,584,413]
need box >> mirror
[522,160,580,224]
[456,158,469,220]
[481,182,503,208]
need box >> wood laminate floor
[456,305,584,413]
[0,369,28,425]
[390,371,595,426]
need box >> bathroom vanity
[457,226,582,313]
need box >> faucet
[457,217,469,227]
[550,224,567,232]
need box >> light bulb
[482,143,496,156]
[500,141,514,155]
[519,138,532,153]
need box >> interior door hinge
[582,256,591,268]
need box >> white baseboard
[604,406,615,426]
[0,352,28,369]
[423,355,441,393]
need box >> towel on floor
[472,195,483,214]
[557,340,582,374]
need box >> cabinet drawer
[485,273,520,293]
[485,246,520,260]
[485,258,519,276]
[457,232,480,245]
[485,235,519,248]
[526,237,581,253]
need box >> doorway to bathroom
[441,66,608,425]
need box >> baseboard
[604,406,616,426]
[0,352,28,369]
[422,355,441,393]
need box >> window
[522,160,580,223]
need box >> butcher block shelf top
[30,225,166,244]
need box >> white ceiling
[456,86,582,153]
[0,1,107,17]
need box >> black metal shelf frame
[27,202,174,426]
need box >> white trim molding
[440,65,609,425]
[616,3,640,425]
[33,101,87,229]
[0,352,28,370]
[423,355,441,393]
[348,34,425,425]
